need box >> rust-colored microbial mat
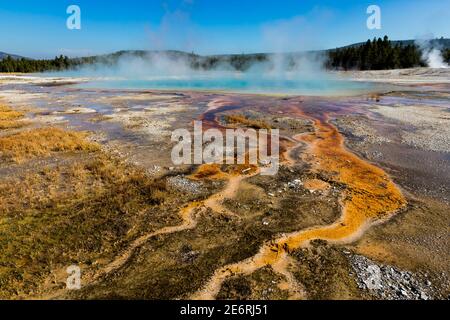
[192,107,407,300]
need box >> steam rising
[416,36,449,69]
[423,48,448,69]
[63,51,329,80]
[54,51,347,96]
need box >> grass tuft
[0,128,100,163]
[0,105,27,129]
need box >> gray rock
[348,254,433,300]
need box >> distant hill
[0,52,26,60]
[69,50,271,72]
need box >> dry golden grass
[0,105,28,129]
[303,179,331,192]
[0,105,23,120]
[0,127,99,163]
[0,153,168,216]
[224,114,272,130]
[191,164,227,180]
[0,118,173,298]
[0,153,169,298]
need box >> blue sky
[1,0,449,58]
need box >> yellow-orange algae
[192,114,406,300]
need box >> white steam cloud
[60,50,329,82]
[423,48,448,69]
[416,35,448,69]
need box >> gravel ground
[334,115,391,145]
[107,111,173,139]
[167,175,204,194]
[373,105,450,153]
[338,67,450,84]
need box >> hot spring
[51,54,387,96]
[73,74,382,96]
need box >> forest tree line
[1,36,449,73]
[328,36,429,70]
[0,55,72,73]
